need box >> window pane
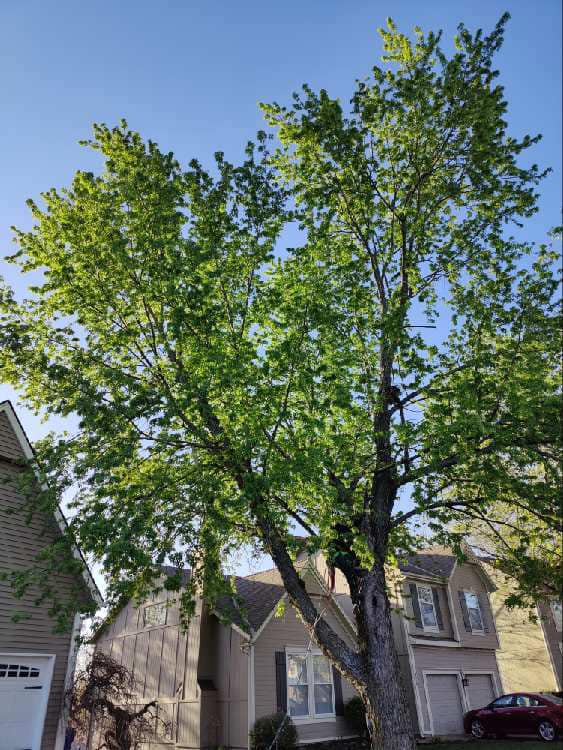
[418,586,433,604]
[312,655,332,684]
[314,683,334,715]
[288,685,309,716]
[464,592,479,609]
[287,655,308,685]
[468,606,484,631]
[420,602,437,628]
[492,696,514,707]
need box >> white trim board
[0,401,102,606]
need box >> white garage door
[427,673,465,735]
[466,673,495,710]
[0,656,55,750]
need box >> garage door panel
[0,655,54,750]
[467,673,495,710]
[426,673,465,735]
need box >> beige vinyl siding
[450,564,498,649]
[412,646,500,734]
[0,412,89,750]
[402,581,454,640]
[537,600,562,689]
[253,597,357,744]
[485,568,559,692]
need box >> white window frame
[463,590,485,634]
[416,584,439,633]
[143,601,167,627]
[285,648,336,723]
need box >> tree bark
[360,567,416,750]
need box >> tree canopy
[0,14,560,749]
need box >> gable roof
[399,544,496,591]
[0,400,103,607]
[217,576,285,635]
[399,545,457,579]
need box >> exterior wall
[0,410,86,750]
[537,600,562,690]
[449,563,498,650]
[485,569,559,692]
[253,597,357,744]
[213,625,248,749]
[95,588,202,749]
[411,646,501,735]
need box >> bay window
[287,650,335,719]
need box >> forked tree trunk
[360,567,416,750]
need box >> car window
[515,695,543,707]
[491,695,515,707]
[542,694,563,705]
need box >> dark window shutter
[432,587,444,630]
[332,665,344,715]
[477,592,491,633]
[409,583,422,629]
[275,652,287,713]
[458,590,472,632]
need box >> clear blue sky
[1,0,561,436]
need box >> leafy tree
[0,16,560,750]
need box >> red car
[464,692,563,742]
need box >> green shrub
[249,712,298,750]
[344,696,368,737]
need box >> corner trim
[55,613,83,750]
[247,641,255,748]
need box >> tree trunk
[360,567,416,750]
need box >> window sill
[291,715,337,725]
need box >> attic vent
[0,664,40,678]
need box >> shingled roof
[216,576,285,635]
[399,545,457,579]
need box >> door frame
[0,652,56,750]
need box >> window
[417,585,438,631]
[287,651,334,719]
[550,601,562,632]
[0,664,40,678]
[143,602,167,627]
[491,695,515,707]
[464,591,484,632]
[515,695,541,707]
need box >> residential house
[0,401,102,750]
[307,544,503,737]
[93,562,358,750]
[483,564,562,693]
[93,543,506,746]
